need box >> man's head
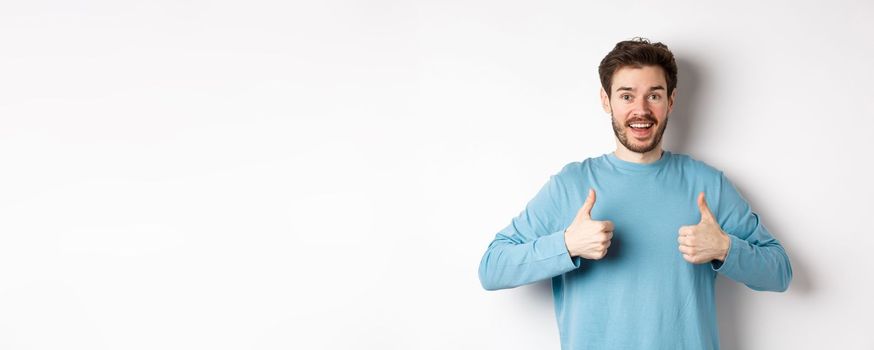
[598,38,678,155]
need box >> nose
[631,96,651,117]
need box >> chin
[627,141,659,154]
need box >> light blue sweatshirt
[478,151,792,350]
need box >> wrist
[719,231,731,261]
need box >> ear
[600,87,611,114]
[668,88,677,114]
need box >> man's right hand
[564,189,614,259]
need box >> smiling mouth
[628,122,654,130]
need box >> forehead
[611,65,667,91]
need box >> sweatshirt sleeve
[478,168,582,291]
[710,172,793,292]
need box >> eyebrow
[615,85,666,92]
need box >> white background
[1,1,872,349]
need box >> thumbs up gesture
[677,192,731,264]
[564,189,614,260]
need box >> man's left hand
[677,192,731,264]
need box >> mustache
[625,116,657,125]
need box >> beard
[611,113,669,154]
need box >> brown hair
[598,37,677,98]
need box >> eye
[621,94,632,101]
[649,94,661,100]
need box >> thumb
[697,192,715,223]
[576,188,596,221]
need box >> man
[477,38,792,349]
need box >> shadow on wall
[718,175,814,349]
[522,57,813,348]
[662,57,702,154]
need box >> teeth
[630,123,653,128]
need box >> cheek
[610,103,631,116]
[652,105,670,119]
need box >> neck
[613,142,664,164]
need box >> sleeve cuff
[540,229,582,270]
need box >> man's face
[600,65,676,154]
